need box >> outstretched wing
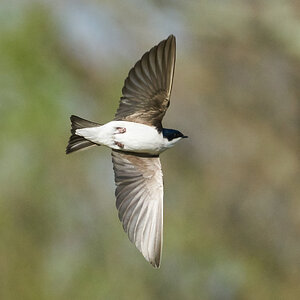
[114,35,176,131]
[111,150,163,268]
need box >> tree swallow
[66,35,187,268]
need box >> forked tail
[66,115,101,154]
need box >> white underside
[75,121,175,155]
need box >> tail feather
[66,115,101,154]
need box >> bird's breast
[111,121,165,154]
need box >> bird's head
[162,128,188,149]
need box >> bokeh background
[1,0,300,299]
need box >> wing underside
[111,150,163,268]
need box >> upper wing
[114,35,176,131]
[111,150,163,268]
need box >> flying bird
[66,35,187,268]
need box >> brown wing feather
[114,35,176,131]
[111,150,163,268]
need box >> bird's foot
[115,127,126,134]
[115,141,124,149]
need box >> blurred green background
[0,0,299,299]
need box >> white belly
[76,121,165,154]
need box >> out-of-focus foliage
[0,1,299,299]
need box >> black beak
[182,135,188,138]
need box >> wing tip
[167,34,176,45]
[145,253,161,268]
[150,259,161,269]
[146,247,162,269]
